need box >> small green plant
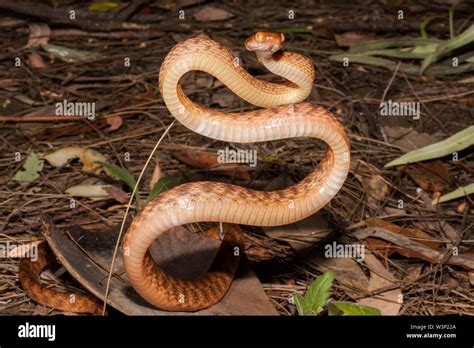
[99,161,180,209]
[13,152,44,184]
[293,272,381,316]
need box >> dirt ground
[0,0,473,316]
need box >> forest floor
[0,0,473,316]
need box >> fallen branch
[0,1,151,32]
[352,227,474,270]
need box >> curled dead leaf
[27,52,47,69]
[193,6,233,21]
[365,218,442,258]
[103,186,129,203]
[44,146,107,174]
[403,160,451,192]
[149,156,163,190]
[334,31,377,47]
[26,23,50,48]
[105,116,122,131]
[357,254,402,315]
[174,150,250,181]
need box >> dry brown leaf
[105,116,122,131]
[383,206,407,215]
[193,6,233,21]
[456,201,467,214]
[383,126,441,150]
[355,173,390,208]
[334,31,377,47]
[415,220,458,242]
[365,218,442,257]
[403,160,451,192]
[27,52,47,69]
[0,79,20,89]
[149,156,163,190]
[103,186,129,204]
[441,274,459,291]
[13,94,36,105]
[26,23,50,48]
[405,264,423,282]
[357,254,402,315]
[312,256,370,298]
[174,150,250,181]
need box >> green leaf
[419,16,445,39]
[328,301,382,316]
[146,175,181,203]
[293,294,306,316]
[13,152,44,184]
[420,25,474,73]
[329,54,422,75]
[42,44,104,63]
[294,271,335,316]
[349,38,442,53]
[435,183,474,204]
[99,162,141,208]
[88,1,119,11]
[385,125,474,168]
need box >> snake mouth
[244,31,285,54]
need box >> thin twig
[102,120,175,315]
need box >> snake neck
[159,37,314,117]
[255,50,314,95]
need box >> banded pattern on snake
[122,32,350,311]
[19,242,104,314]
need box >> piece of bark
[42,217,278,315]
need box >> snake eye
[255,33,264,42]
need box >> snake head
[245,32,285,55]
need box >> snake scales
[19,241,104,314]
[122,32,350,311]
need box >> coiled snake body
[123,32,350,311]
